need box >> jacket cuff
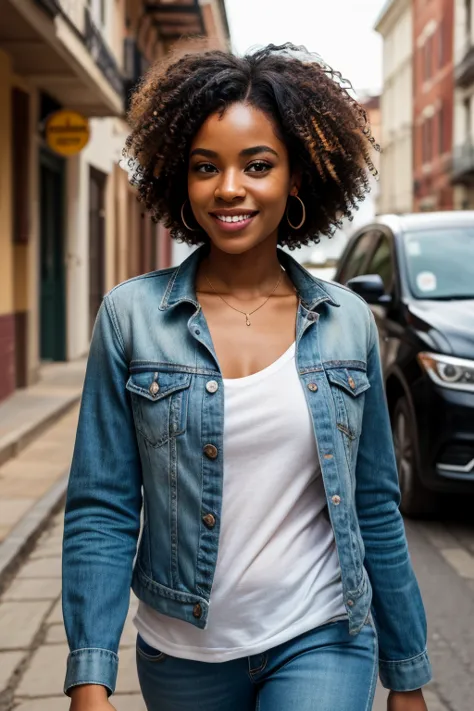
[379,649,432,692]
[64,648,119,697]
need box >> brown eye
[194,163,217,174]
[247,161,272,173]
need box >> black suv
[334,212,474,516]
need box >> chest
[197,292,299,379]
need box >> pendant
[245,314,251,326]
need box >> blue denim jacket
[62,246,432,695]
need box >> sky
[224,0,384,96]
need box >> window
[422,117,434,164]
[337,231,379,285]
[365,236,394,293]
[423,37,433,80]
[438,104,445,155]
[438,20,444,67]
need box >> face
[188,102,298,254]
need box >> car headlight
[417,353,474,392]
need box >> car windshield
[403,228,474,300]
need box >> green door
[40,149,66,361]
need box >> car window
[337,231,379,284]
[403,228,474,299]
[365,235,394,292]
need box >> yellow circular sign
[45,110,90,156]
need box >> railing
[84,8,124,98]
[455,40,474,88]
[123,37,149,113]
[34,0,60,17]
[57,0,87,34]
[48,0,124,100]
[451,143,474,181]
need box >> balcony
[455,41,474,88]
[1,0,123,116]
[144,1,205,41]
[451,143,474,183]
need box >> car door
[362,232,402,371]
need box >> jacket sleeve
[355,310,432,692]
[62,294,142,696]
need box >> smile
[209,210,259,232]
[216,214,253,223]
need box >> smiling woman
[63,42,431,711]
[124,43,379,249]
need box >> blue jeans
[136,620,378,710]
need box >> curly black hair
[124,43,379,249]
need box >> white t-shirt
[134,342,346,662]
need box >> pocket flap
[326,368,370,397]
[126,370,191,402]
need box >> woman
[63,44,432,711]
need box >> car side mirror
[346,274,392,306]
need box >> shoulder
[105,266,177,309]
[319,278,372,322]
[314,277,375,351]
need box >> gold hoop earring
[181,201,199,232]
[286,194,306,230]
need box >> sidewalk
[0,360,86,586]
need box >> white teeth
[216,214,252,223]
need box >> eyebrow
[190,145,279,159]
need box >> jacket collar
[159,245,340,312]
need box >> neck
[200,238,284,297]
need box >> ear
[289,170,302,196]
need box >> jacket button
[347,599,354,607]
[307,312,317,321]
[149,381,160,396]
[331,495,341,505]
[202,513,216,528]
[308,383,318,392]
[348,376,356,390]
[193,603,202,619]
[203,444,218,460]
[206,380,219,394]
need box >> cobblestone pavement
[1,500,473,709]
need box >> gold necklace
[204,268,284,326]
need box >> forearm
[355,313,432,691]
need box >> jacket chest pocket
[126,370,191,448]
[326,367,370,446]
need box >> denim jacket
[62,246,432,695]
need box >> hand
[388,689,428,711]
[69,684,116,711]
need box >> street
[1,487,473,710]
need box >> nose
[214,168,246,202]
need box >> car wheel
[392,396,437,517]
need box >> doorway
[89,167,106,335]
[39,148,66,362]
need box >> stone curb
[0,471,69,596]
[0,396,80,468]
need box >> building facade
[0,0,230,403]
[452,0,474,206]
[413,0,455,211]
[375,0,414,215]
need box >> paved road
[1,499,473,711]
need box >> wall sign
[45,110,90,156]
